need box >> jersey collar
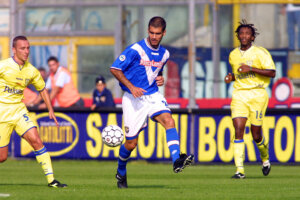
[11,56,26,70]
[144,38,160,51]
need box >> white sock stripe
[167,140,179,147]
[119,155,130,161]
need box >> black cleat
[231,172,245,179]
[173,153,194,173]
[262,161,271,176]
[48,179,67,188]
[116,172,128,188]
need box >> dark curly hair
[235,19,259,41]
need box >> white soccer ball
[101,125,124,147]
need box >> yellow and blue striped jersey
[229,45,276,90]
[0,57,45,104]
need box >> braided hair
[235,19,259,41]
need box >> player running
[111,16,194,188]
[225,20,276,179]
[0,36,67,188]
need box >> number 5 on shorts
[23,114,29,121]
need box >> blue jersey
[92,88,115,108]
[111,38,169,95]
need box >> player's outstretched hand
[225,73,233,84]
[49,111,59,127]
[155,75,164,86]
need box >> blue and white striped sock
[166,128,180,163]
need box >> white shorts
[122,91,171,140]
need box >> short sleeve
[111,47,138,71]
[30,68,46,91]
[258,48,276,70]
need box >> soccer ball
[101,125,124,147]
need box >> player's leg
[21,128,67,187]
[116,92,147,188]
[16,111,66,188]
[0,146,9,163]
[232,117,247,179]
[249,89,270,176]
[251,125,270,176]
[231,90,249,178]
[154,112,180,162]
[154,112,194,173]
[0,122,15,162]
[116,138,138,188]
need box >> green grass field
[0,159,300,200]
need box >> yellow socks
[256,136,269,163]
[234,139,245,174]
[34,146,54,183]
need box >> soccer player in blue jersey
[111,16,194,188]
[0,36,67,188]
[225,20,276,179]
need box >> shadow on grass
[230,176,274,180]
[127,185,177,189]
[0,183,45,187]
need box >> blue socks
[117,144,132,176]
[117,128,180,175]
[166,128,180,163]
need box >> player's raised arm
[110,68,146,98]
[39,89,59,127]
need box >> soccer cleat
[262,160,271,176]
[173,153,194,173]
[231,172,245,179]
[116,172,128,188]
[48,179,67,188]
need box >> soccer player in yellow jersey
[225,20,276,179]
[0,36,67,188]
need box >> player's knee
[163,117,175,129]
[125,140,137,151]
[0,155,7,163]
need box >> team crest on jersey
[119,55,126,62]
[125,126,129,133]
[246,60,253,66]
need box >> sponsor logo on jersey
[119,55,126,61]
[16,77,23,81]
[235,72,256,80]
[151,52,159,56]
[3,86,23,94]
[140,59,163,68]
